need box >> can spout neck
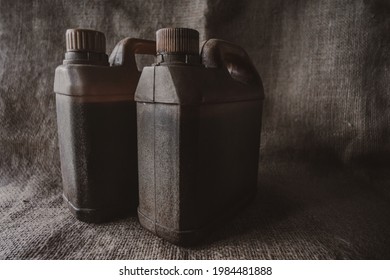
[156,28,200,66]
[156,53,201,65]
[63,29,108,66]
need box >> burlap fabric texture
[1,0,390,259]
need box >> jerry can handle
[109,38,156,69]
[201,39,261,87]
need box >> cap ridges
[156,28,199,55]
[66,29,106,53]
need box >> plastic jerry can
[54,29,155,223]
[135,28,264,245]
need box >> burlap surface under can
[1,0,390,259]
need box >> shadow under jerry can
[54,29,155,223]
[135,28,265,245]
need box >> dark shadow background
[1,0,390,259]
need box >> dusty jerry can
[135,28,264,245]
[54,29,155,223]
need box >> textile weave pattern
[1,0,390,259]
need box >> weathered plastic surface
[54,33,155,223]
[135,37,264,245]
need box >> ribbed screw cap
[156,28,199,55]
[66,29,106,53]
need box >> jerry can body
[54,29,155,223]
[135,28,264,245]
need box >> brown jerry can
[135,28,265,245]
[54,29,155,223]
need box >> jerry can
[135,28,264,245]
[54,29,155,223]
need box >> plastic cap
[156,28,199,55]
[66,29,106,53]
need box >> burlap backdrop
[1,0,389,259]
